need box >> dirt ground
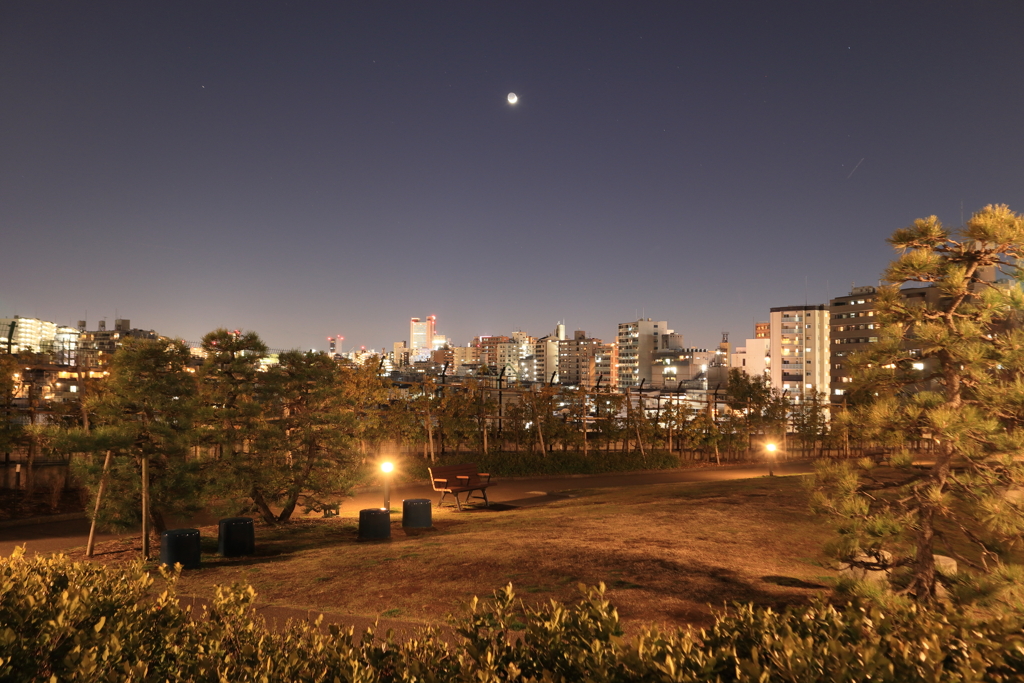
[68,475,836,631]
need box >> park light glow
[766,443,777,453]
[381,462,394,473]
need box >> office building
[409,316,436,352]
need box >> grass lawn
[71,474,837,630]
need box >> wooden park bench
[428,464,495,511]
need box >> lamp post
[381,461,394,511]
[765,442,777,477]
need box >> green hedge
[3,549,1024,681]
[402,449,686,481]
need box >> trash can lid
[162,528,199,537]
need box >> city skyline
[3,3,1023,351]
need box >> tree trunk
[278,448,317,522]
[150,508,167,535]
[250,486,277,525]
[908,504,938,602]
[909,440,953,601]
[141,455,150,559]
[426,413,435,462]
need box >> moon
[507,92,518,104]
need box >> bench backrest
[429,464,482,483]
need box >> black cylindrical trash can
[402,499,433,529]
[218,517,255,557]
[358,508,391,540]
[160,529,201,569]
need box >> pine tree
[811,204,1024,603]
[266,351,360,521]
[79,337,200,535]
[196,328,277,523]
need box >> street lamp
[381,461,394,511]
[765,442,777,477]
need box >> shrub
[3,550,1024,681]
[403,448,685,481]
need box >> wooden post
[141,455,150,560]
[582,388,588,457]
[86,450,113,557]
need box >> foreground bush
[3,550,1024,681]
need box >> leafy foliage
[73,337,201,533]
[3,551,1024,682]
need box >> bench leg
[481,488,489,508]
[455,492,463,511]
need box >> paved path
[0,460,814,558]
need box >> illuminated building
[392,341,409,367]
[77,319,159,369]
[828,284,948,404]
[409,316,436,352]
[0,316,79,364]
[557,331,607,389]
[653,348,713,389]
[0,316,57,354]
[730,338,770,379]
[616,318,681,390]
[768,305,830,402]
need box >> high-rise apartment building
[557,331,607,389]
[616,319,681,390]
[828,286,880,402]
[755,321,770,339]
[521,324,564,384]
[768,305,830,402]
[828,285,946,403]
[594,342,617,390]
[475,335,521,378]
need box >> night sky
[3,2,1023,352]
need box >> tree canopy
[812,204,1024,604]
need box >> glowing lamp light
[765,443,777,476]
[381,461,394,510]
